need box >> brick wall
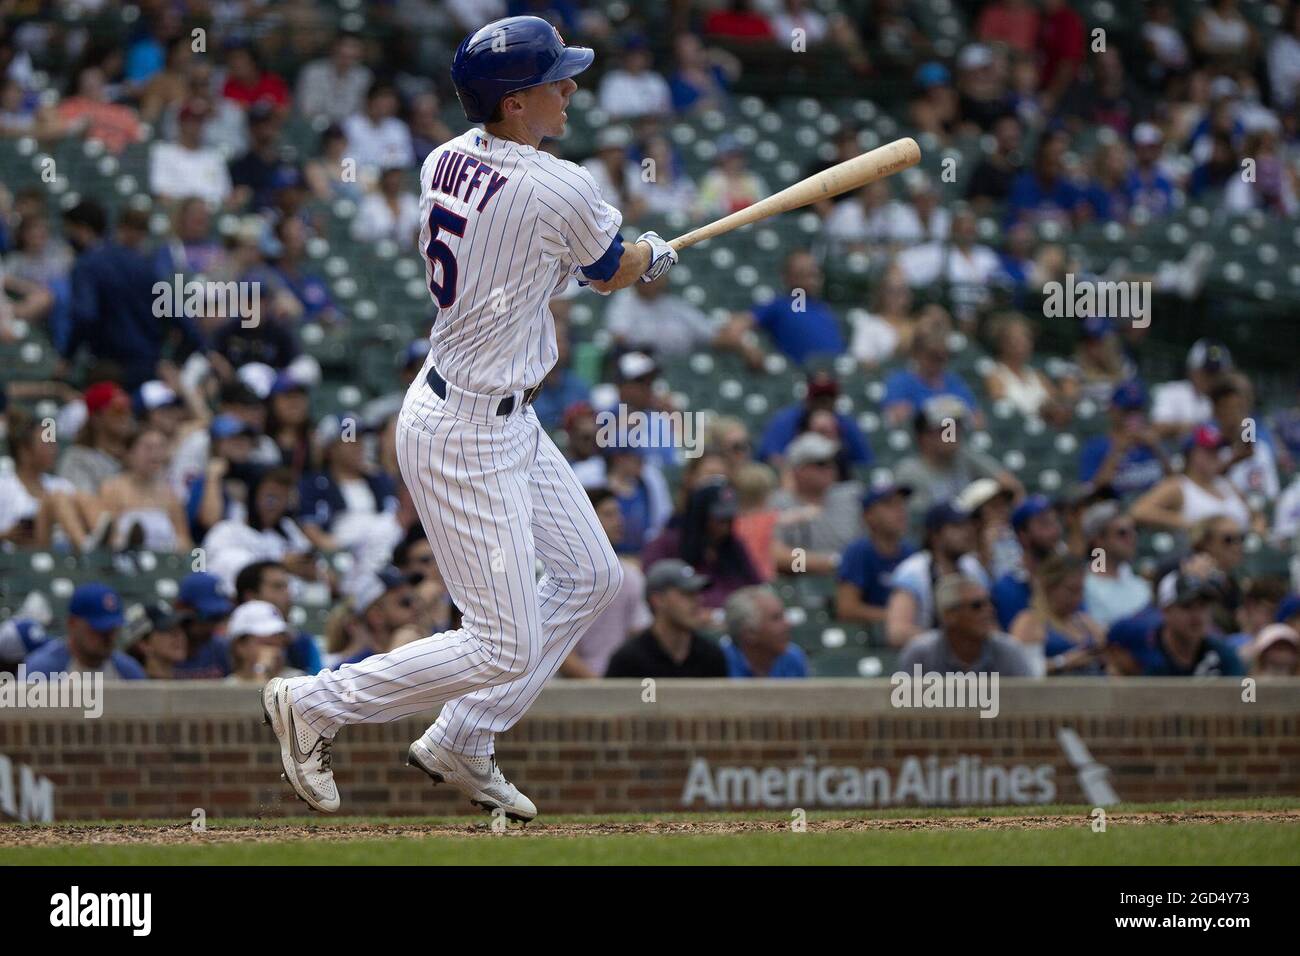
[1,679,1298,820]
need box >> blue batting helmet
[451,16,594,124]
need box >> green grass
[2,798,1297,866]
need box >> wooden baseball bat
[668,137,922,253]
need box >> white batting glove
[636,231,678,283]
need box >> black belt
[426,367,542,417]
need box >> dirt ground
[2,809,1296,847]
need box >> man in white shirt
[1151,339,1233,440]
[597,37,671,120]
[149,99,232,209]
[896,206,998,319]
[343,82,413,180]
[605,274,759,362]
[295,33,373,124]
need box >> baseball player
[263,16,678,820]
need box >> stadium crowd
[1,1,1300,685]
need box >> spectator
[97,427,191,553]
[148,98,233,209]
[967,114,1026,209]
[224,600,303,684]
[732,460,780,581]
[1126,123,1178,218]
[391,524,455,637]
[407,91,454,166]
[1037,0,1087,111]
[57,382,131,495]
[1131,425,1251,533]
[1211,374,1279,506]
[154,197,226,280]
[850,266,915,368]
[228,103,300,212]
[1273,468,1300,548]
[5,213,71,334]
[0,409,95,550]
[992,495,1064,630]
[1225,575,1288,653]
[581,125,647,220]
[1268,3,1300,110]
[173,571,234,678]
[351,163,421,244]
[643,479,762,609]
[882,331,981,427]
[1081,140,1134,223]
[271,217,340,325]
[1010,553,1106,675]
[769,433,864,576]
[983,313,1071,422]
[605,559,727,678]
[528,299,591,432]
[1107,572,1245,676]
[1151,339,1233,439]
[1081,501,1153,628]
[603,351,681,472]
[343,82,413,180]
[704,1,775,42]
[958,477,1020,579]
[23,583,146,680]
[233,559,323,675]
[1223,122,1297,215]
[836,482,916,627]
[607,275,745,361]
[629,132,698,217]
[295,33,373,124]
[1193,0,1257,70]
[299,413,400,554]
[1249,623,1299,677]
[886,502,990,647]
[1007,129,1084,227]
[899,573,1035,676]
[560,488,652,678]
[696,136,769,218]
[731,252,842,365]
[1143,1,1190,83]
[909,61,959,144]
[170,381,279,499]
[55,65,143,154]
[186,414,266,539]
[221,45,290,112]
[1156,515,1246,635]
[598,36,672,119]
[897,206,1000,323]
[977,0,1039,56]
[122,601,189,679]
[668,33,738,113]
[326,566,420,667]
[894,397,1017,517]
[305,123,364,202]
[202,468,315,588]
[722,585,807,677]
[1072,317,1136,405]
[60,201,203,390]
[954,43,1010,133]
[757,365,872,468]
[1079,379,1170,499]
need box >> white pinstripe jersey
[416,128,623,395]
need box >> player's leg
[419,413,623,759]
[267,408,545,809]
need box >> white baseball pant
[286,369,623,757]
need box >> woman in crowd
[850,266,916,369]
[350,163,420,244]
[97,427,191,553]
[1009,553,1107,676]
[642,478,762,609]
[266,371,314,474]
[305,123,363,201]
[202,467,315,588]
[983,313,1073,423]
[0,409,97,550]
[298,414,399,553]
[1131,424,1251,532]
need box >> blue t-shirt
[723,641,808,678]
[757,404,873,465]
[882,368,979,417]
[288,632,323,675]
[174,638,231,679]
[1078,436,1164,497]
[838,538,916,608]
[1106,614,1245,677]
[992,571,1031,631]
[615,479,654,555]
[531,369,591,433]
[23,640,147,680]
[1124,169,1176,218]
[752,296,844,365]
[1007,171,1085,224]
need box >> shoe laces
[317,737,333,773]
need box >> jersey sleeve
[534,162,625,280]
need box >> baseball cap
[69,583,126,632]
[708,483,740,520]
[1081,500,1124,541]
[1081,315,1112,339]
[269,368,309,396]
[1274,593,1300,624]
[122,600,187,647]
[0,617,48,664]
[1110,379,1148,411]
[227,600,289,640]
[314,411,365,448]
[219,380,262,408]
[135,380,182,414]
[617,351,658,382]
[1182,423,1227,453]
[863,480,912,510]
[955,477,1005,514]
[1011,494,1054,532]
[237,362,278,401]
[786,432,839,467]
[914,61,951,89]
[1132,122,1164,147]
[645,559,709,596]
[924,501,971,534]
[210,413,256,440]
[345,566,410,614]
[916,394,968,431]
[84,382,129,415]
[1187,338,1233,372]
[1252,623,1299,657]
[178,572,234,621]
[957,43,994,71]
[1157,572,1212,609]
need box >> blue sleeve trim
[580,233,625,282]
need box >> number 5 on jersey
[425,203,467,308]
